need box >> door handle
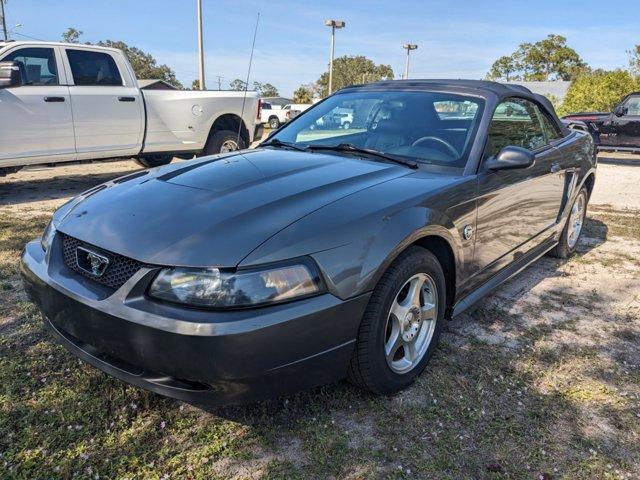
[550,162,561,173]
[44,97,65,102]
[118,96,136,102]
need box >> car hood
[57,149,410,267]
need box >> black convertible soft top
[343,79,570,136]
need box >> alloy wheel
[567,191,586,248]
[384,273,438,374]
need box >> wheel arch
[208,113,249,146]
[582,170,596,200]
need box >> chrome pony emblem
[76,247,110,277]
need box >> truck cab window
[623,96,640,116]
[3,47,59,86]
[66,49,122,86]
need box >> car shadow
[597,153,640,166]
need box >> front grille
[61,234,151,290]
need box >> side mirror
[613,105,627,117]
[0,61,23,89]
[484,146,535,171]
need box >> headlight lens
[40,219,57,252]
[148,261,323,308]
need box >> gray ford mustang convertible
[21,80,596,405]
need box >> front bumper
[20,239,369,405]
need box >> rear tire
[135,154,173,168]
[203,129,246,155]
[0,166,22,177]
[342,121,351,130]
[348,246,446,395]
[269,117,280,129]
[549,186,588,259]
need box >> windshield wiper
[260,138,308,152]
[306,143,418,169]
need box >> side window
[623,95,640,116]
[538,111,563,142]
[66,49,122,86]
[3,47,59,86]
[486,98,547,158]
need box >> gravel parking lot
[1,153,638,479]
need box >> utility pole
[324,19,345,96]
[403,43,418,79]
[196,0,206,90]
[215,75,222,90]
[1,1,8,42]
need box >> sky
[3,0,639,96]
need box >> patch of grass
[588,208,640,240]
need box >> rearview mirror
[484,146,535,171]
[0,61,23,89]
[613,105,627,117]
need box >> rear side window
[486,98,549,157]
[66,49,122,86]
[4,47,58,86]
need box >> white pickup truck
[259,101,288,129]
[0,41,263,176]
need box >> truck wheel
[203,129,246,155]
[0,166,22,177]
[135,154,173,168]
[342,121,351,130]
[269,117,280,129]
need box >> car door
[0,46,75,164]
[616,94,640,148]
[473,97,566,280]
[63,47,144,159]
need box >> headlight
[147,261,324,308]
[40,219,57,252]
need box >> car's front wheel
[550,186,588,258]
[348,246,446,395]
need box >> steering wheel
[411,136,459,158]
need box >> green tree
[229,78,247,91]
[293,85,313,104]
[61,27,82,44]
[560,69,640,115]
[253,81,279,97]
[317,55,394,96]
[191,79,201,90]
[628,45,640,76]
[487,35,587,81]
[487,55,518,81]
[96,40,182,89]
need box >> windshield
[270,90,485,168]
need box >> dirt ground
[1,153,639,479]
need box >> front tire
[269,117,280,129]
[549,186,588,259]
[203,129,246,155]
[348,246,446,395]
[135,154,173,168]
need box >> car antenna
[236,12,260,148]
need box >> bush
[560,70,640,115]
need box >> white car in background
[0,41,263,176]
[284,103,313,121]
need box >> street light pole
[324,19,345,96]
[1,1,8,42]
[196,0,206,90]
[403,43,418,79]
